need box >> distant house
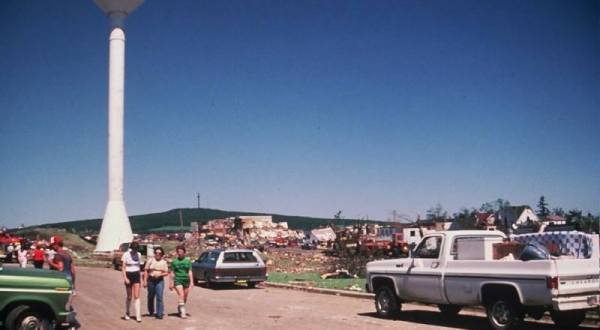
[542,215,566,226]
[435,219,453,231]
[497,205,539,230]
[309,227,336,243]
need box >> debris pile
[265,249,337,274]
[199,215,305,248]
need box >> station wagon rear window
[223,252,258,263]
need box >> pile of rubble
[264,249,338,274]
[197,215,305,247]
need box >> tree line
[424,197,599,234]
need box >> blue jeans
[147,278,164,317]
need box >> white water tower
[94,0,144,252]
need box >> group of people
[121,242,193,322]
[3,240,34,268]
[3,237,72,275]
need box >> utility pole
[197,193,201,209]
[179,209,183,230]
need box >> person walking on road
[169,245,193,318]
[143,247,168,319]
[122,241,143,322]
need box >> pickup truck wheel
[438,304,461,317]
[375,286,401,318]
[550,310,586,329]
[247,282,257,289]
[486,299,523,330]
[5,305,51,330]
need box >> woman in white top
[121,241,144,322]
[17,243,28,268]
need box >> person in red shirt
[32,244,45,269]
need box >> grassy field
[13,228,95,254]
[267,271,366,292]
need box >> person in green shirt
[169,245,193,318]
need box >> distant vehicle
[366,230,600,330]
[112,242,158,271]
[274,237,288,248]
[301,241,316,250]
[192,249,267,288]
[0,266,76,330]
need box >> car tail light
[546,276,559,289]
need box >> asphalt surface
[71,266,596,330]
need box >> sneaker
[180,306,187,319]
[123,315,130,321]
[156,315,163,320]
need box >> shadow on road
[357,310,591,330]
[197,283,265,291]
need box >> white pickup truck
[366,230,600,329]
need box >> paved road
[73,267,596,330]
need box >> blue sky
[1,0,598,227]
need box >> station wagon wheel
[374,285,401,318]
[486,299,522,330]
[5,305,51,330]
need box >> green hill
[38,208,388,233]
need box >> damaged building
[201,215,304,247]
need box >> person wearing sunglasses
[143,246,169,319]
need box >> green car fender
[0,267,72,322]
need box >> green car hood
[0,267,71,290]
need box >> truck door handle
[396,264,404,268]
[431,262,439,269]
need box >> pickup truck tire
[550,310,586,329]
[374,286,401,318]
[438,304,461,317]
[4,304,51,330]
[485,299,523,330]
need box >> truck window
[451,235,503,259]
[450,237,479,258]
[414,236,442,259]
